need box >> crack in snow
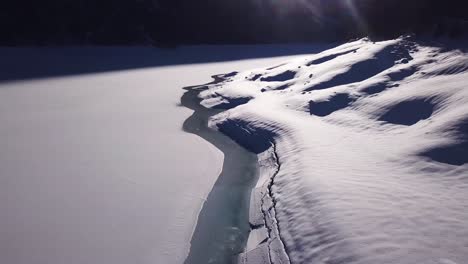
[258,142,292,264]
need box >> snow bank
[199,37,468,264]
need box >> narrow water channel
[181,73,259,264]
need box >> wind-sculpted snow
[305,48,359,66]
[378,98,435,126]
[259,71,297,82]
[198,37,468,264]
[421,119,468,166]
[308,93,356,117]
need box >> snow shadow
[260,70,297,82]
[420,120,468,166]
[361,66,417,95]
[306,48,358,66]
[266,63,287,70]
[378,98,435,125]
[212,97,252,110]
[249,74,263,81]
[217,119,276,154]
[0,44,336,83]
[305,45,412,91]
[361,83,399,95]
[386,66,418,81]
[273,82,294,91]
[427,60,468,76]
[309,93,355,117]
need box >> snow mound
[198,37,468,264]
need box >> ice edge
[240,142,291,264]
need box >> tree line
[1,0,467,45]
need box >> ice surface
[199,37,468,264]
[0,47,304,264]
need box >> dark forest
[1,0,467,45]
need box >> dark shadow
[309,93,355,117]
[222,71,239,78]
[426,60,468,76]
[260,70,297,82]
[420,120,468,166]
[361,66,416,95]
[415,36,468,54]
[361,83,399,95]
[305,44,413,91]
[0,44,337,83]
[273,82,294,91]
[378,98,435,125]
[306,48,358,66]
[217,119,276,154]
[266,63,287,70]
[212,97,252,110]
[422,142,468,166]
[250,74,263,81]
[387,66,418,80]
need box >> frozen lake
[0,47,307,264]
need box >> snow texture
[199,37,468,264]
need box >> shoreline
[181,73,259,264]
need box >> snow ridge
[198,37,468,264]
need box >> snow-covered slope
[198,37,468,264]
[0,48,304,264]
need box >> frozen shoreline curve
[182,72,291,264]
[181,73,260,264]
[0,46,316,264]
[193,37,468,264]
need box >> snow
[0,47,305,264]
[198,37,468,264]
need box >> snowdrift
[198,37,468,264]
